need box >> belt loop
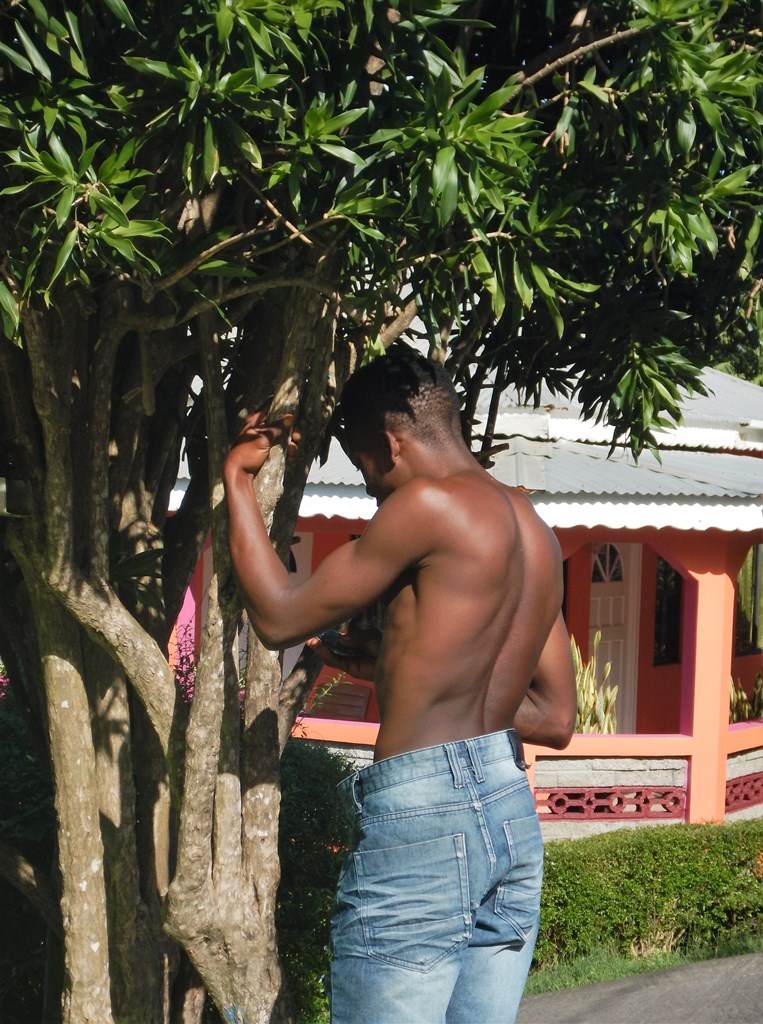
[508,729,529,770]
[445,743,466,788]
[465,738,484,782]
[350,772,363,813]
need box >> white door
[588,543,641,733]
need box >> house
[178,368,763,836]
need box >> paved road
[516,953,763,1024]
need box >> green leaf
[461,86,516,129]
[316,143,365,168]
[102,0,138,32]
[109,220,168,238]
[203,121,220,184]
[530,262,554,299]
[697,95,722,133]
[216,3,235,44]
[708,164,758,198]
[55,186,74,228]
[676,111,696,155]
[48,134,75,179]
[15,22,52,81]
[470,245,505,319]
[578,76,610,104]
[90,191,130,227]
[432,146,456,197]
[433,146,458,225]
[0,41,33,75]
[47,226,78,293]
[0,281,20,337]
[64,9,88,75]
[513,259,533,308]
[123,57,187,81]
[323,108,367,134]
[222,117,262,168]
[555,103,575,140]
[103,231,136,261]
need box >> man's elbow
[544,723,574,750]
[248,611,292,651]
[544,708,576,750]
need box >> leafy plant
[572,631,618,733]
[730,672,763,723]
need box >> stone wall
[319,742,374,771]
[534,756,687,789]
[726,746,763,780]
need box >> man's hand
[224,410,299,479]
[306,627,381,682]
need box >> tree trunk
[85,641,168,1023]
[27,578,115,1024]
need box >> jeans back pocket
[356,833,471,972]
[494,813,543,948]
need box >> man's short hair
[338,342,460,447]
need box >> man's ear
[382,429,401,465]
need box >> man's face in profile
[345,425,393,506]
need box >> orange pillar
[657,530,750,824]
[681,563,736,823]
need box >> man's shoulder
[376,471,519,542]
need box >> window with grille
[653,556,682,665]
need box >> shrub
[536,821,763,968]
[277,740,354,1022]
[0,687,55,1023]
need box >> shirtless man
[224,345,576,1024]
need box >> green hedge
[278,740,352,1022]
[536,821,763,967]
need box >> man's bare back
[365,467,564,759]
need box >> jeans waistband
[349,729,528,799]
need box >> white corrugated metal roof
[301,439,763,531]
[169,367,763,530]
[301,368,763,533]
[479,367,763,452]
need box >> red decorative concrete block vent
[535,787,687,819]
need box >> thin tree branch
[14,540,177,759]
[240,171,315,248]
[0,840,63,938]
[153,226,269,293]
[278,648,323,748]
[88,291,129,580]
[22,307,76,578]
[508,24,656,103]
[379,297,418,348]
[123,276,339,332]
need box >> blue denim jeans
[329,729,542,1024]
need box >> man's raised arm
[223,412,430,649]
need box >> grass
[523,925,763,996]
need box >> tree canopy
[2,1,760,455]
[0,1,762,1020]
